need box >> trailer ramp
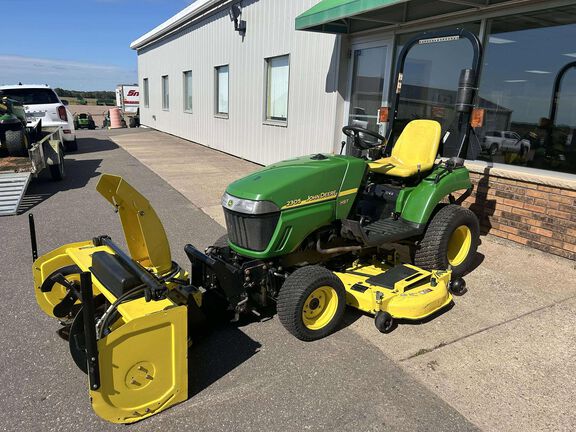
[0,172,32,216]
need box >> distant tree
[54,88,115,99]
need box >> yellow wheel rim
[301,286,339,331]
[447,225,472,267]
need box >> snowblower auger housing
[31,174,199,424]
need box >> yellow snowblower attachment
[31,174,200,423]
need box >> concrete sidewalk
[110,129,576,431]
[110,128,258,227]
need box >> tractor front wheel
[277,266,346,341]
[414,204,479,277]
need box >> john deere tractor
[30,29,483,423]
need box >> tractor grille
[224,209,279,251]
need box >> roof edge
[130,0,226,50]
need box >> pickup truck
[482,130,530,156]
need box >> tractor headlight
[221,192,279,215]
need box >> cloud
[0,55,137,91]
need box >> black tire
[374,311,395,333]
[5,128,27,156]
[414,204,479,277]
[449,277,467,296]
[128,117,136,128]
[489,143,498,156]
[277,265,346,341]
[64,138,78,152]
[49,147,65,181]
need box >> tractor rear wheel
[414,204,479,277]
[277,265,346,341]
[5,128,27,156]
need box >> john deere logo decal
[227,199,234,207]
[282,190,337,209]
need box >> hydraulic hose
[96,284,145,339]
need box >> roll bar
[386,28,483,160]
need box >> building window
[183,70,192,112]
[476,6,576,175]
[143,78,149,108]
[265,55,290,122]
[161,75,169,110]
[215,65,229,116]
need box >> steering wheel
[342,125,386,150]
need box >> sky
[0,0,192,91]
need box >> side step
[0,172,32,216]
[342,217,424,247]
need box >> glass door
[347,42,391,137]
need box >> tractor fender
[400,167,472,225]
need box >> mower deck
[335,261,452,327]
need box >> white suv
[0,84,77,151]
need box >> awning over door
[296,0,510,34]
[296,0,408,34]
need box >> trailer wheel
[5,128,27,156]
[49,147,65,181]
[414,204,479,277]
[277,266,346,341]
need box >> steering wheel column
[342,125,386,159]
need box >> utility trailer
[0,124,65,216]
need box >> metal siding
[137,0,338,165]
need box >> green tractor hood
[225,154,366,210]
[223,153,366,258]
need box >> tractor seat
[369,120,441,178]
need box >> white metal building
[131,0,341,165]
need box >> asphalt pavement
[0,131,477,431]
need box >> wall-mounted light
[228,4,246,36]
